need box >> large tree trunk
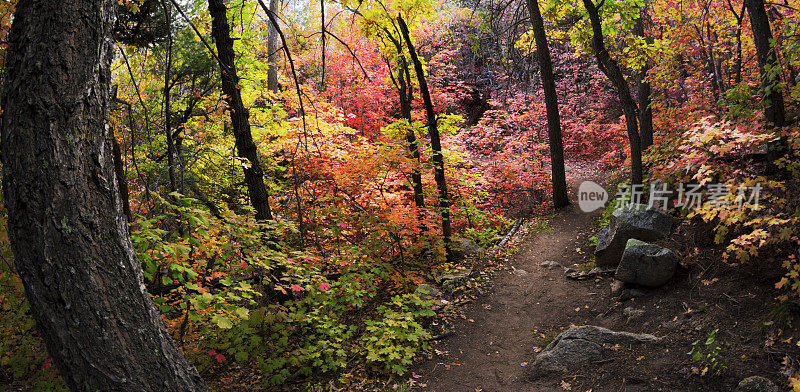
[209,0,273,221]
[582,0,643,184]
[526,0,569,208]
[0,0,211,391]
[266,0,280,93]
[397,15,453,262]
[745,0,786,128]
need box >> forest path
[409,160,791,392]
[411,167,613,392]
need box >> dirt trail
[410,169,788,392]
[412,198,606,392]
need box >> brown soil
[411,178,798,392]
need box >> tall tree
[383,28,426,213]
[161,0,178,192]
[394,54,426,211]
[634,16,654,151]
[266,0,280,92]
[525,0,569,208]
[582,0,644,184]
[397,15,453,262]
[0,0,210,390]
[744,0,786,128]
[727,0,747,85]
[209,0,274,221]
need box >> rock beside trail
[735,376,779,392]
[594,205,674,267]
[615,239,679,287]
[452,238,485,261]
[441,268,473,294]
[539,260,562,270]
[414,284,440,299]
[530,325,659,377]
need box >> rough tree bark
[397,15,453,262]
[582,0,643,184]
[0,0,211,390]
[525,0,569,208]
[744,0,786,128]
[209,0,274,221]
[528,0,569,208]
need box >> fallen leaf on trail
[560,380,572,390]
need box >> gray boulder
[414,284,440,299]
[735,376,779,392]
[441,268,473,294]
[530,325,659,377]
[452,238,485,261]
[615,239,679,287]
[595,204,674,267]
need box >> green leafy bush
[361,294,435,375]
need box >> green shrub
[362,294,435,375]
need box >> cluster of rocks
[414,238,484,299]
[414,267,477,299]
[528,206,681,378]
[594,204,679,289]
